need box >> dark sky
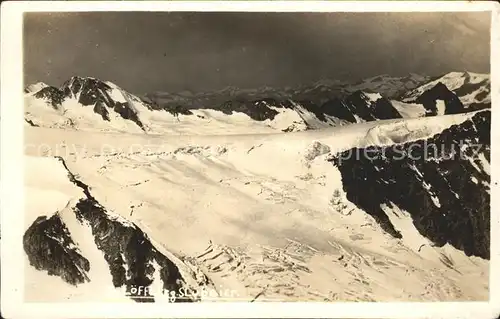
[24,11,490,95]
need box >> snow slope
[24,82,49,95]
[24,156,212,303]
[24,110,489,302]
[390,100,427,118]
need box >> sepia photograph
[1,1,499,318]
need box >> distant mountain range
[24,71,491,134]
[142,73,431,108]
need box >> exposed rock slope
[24,156,210,302]
[330,110,490,259]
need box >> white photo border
[1,1,499,318]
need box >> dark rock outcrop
[454,79,489,98]
[468,102,491,112]
[24,118,39,127]
[163,105,193,116]
[474,90,489,102]
[370,98,404,120]
[93,101,111,121]
[63,77,115,107]
[34,86,66,108]
[414,82,465,115]
[321,91,402,123]
[24,214,90,285]
[24,157,199,302]
[113,102,144,130]
[330,110,491,259]
[321,98,357,123]
[296,99,328,122]
[73,198,187,302]
[218,99,280,121]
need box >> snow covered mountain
[24,72,489,135]
[25,76,153,132]
[24,72,489,134]
[24,105,490,302]
[401,72,491,113]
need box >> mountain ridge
[330,109,491,259]
[24,71,490,135]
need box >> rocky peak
[26,76,148,130]
[414,82,465,116]
[322,91,402,123]
[61,76,115,107]
[33,86,66,108]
